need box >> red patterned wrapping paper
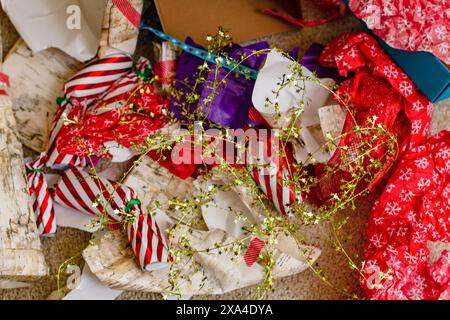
[349,0,450,65]
[310,32,433,204]
[362,130,450,300]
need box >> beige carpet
[1,1,449,300]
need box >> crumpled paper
[170,37,269,129]
[1,0,107,62]
[349,0,450,64]
[77,158,320,296]
[252,49,336,164]
[363,130,450,300]
[54,56,172,160]
[309,32,433,205]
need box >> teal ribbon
[124,198,141,214]
[140,24,258,80]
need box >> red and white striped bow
[26,54,134,235]
[26,154,56,235]
[53,167,170,271]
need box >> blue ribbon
[140,24,259,80]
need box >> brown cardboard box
[154,0,302,46]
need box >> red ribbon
[244,238,266,267]
[0,72,10,96]
[112,0,142,29]
[154,60,177,85]
[262,8,343,28]
[262,0,346,28]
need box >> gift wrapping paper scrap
[309,32,433,205]
[54,57,170,158]
[53,167,170,271]
[141,25,259,80]
[349,0,450,65]
[245,131,301,217]
[26,154,57,235]
[363,130,450,300]
[112,0,142,29]
[170,37,268,130]
[26,53,134,235]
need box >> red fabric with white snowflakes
[348,0,450,64]
[363,130,450,300]
[310,32,432,204]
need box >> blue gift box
[343,0,450,103]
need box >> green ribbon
[30,168,44,173]
[135,66,153,82]
[124,198,141,214]
[56,97,70,106]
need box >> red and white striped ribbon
[53,167,169,270]
[112,0,142,29]
[89,57,148,115]
[26,154,56,235]
[246,134,300,216]
[26,54,134,235]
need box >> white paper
[0,280,32,289]
[252,50,335,129]
[198,179,256,239]
[104,141,137,163]
[1,0,107,62]
[253,50,337,164]
[318,104,347,141]
[63,264,123,300]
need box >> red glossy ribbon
[112,0,142,29]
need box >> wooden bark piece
[83,226,319,295]
[124,156,197,221]
[83,230,221,295]
[3,39,82,152]
[99,0,143,58]
[0,96,48,281]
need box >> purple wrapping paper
[170,40,343,129]
[170,38,269,129]
[299,43,343,82]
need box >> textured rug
[1,0,449,300]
